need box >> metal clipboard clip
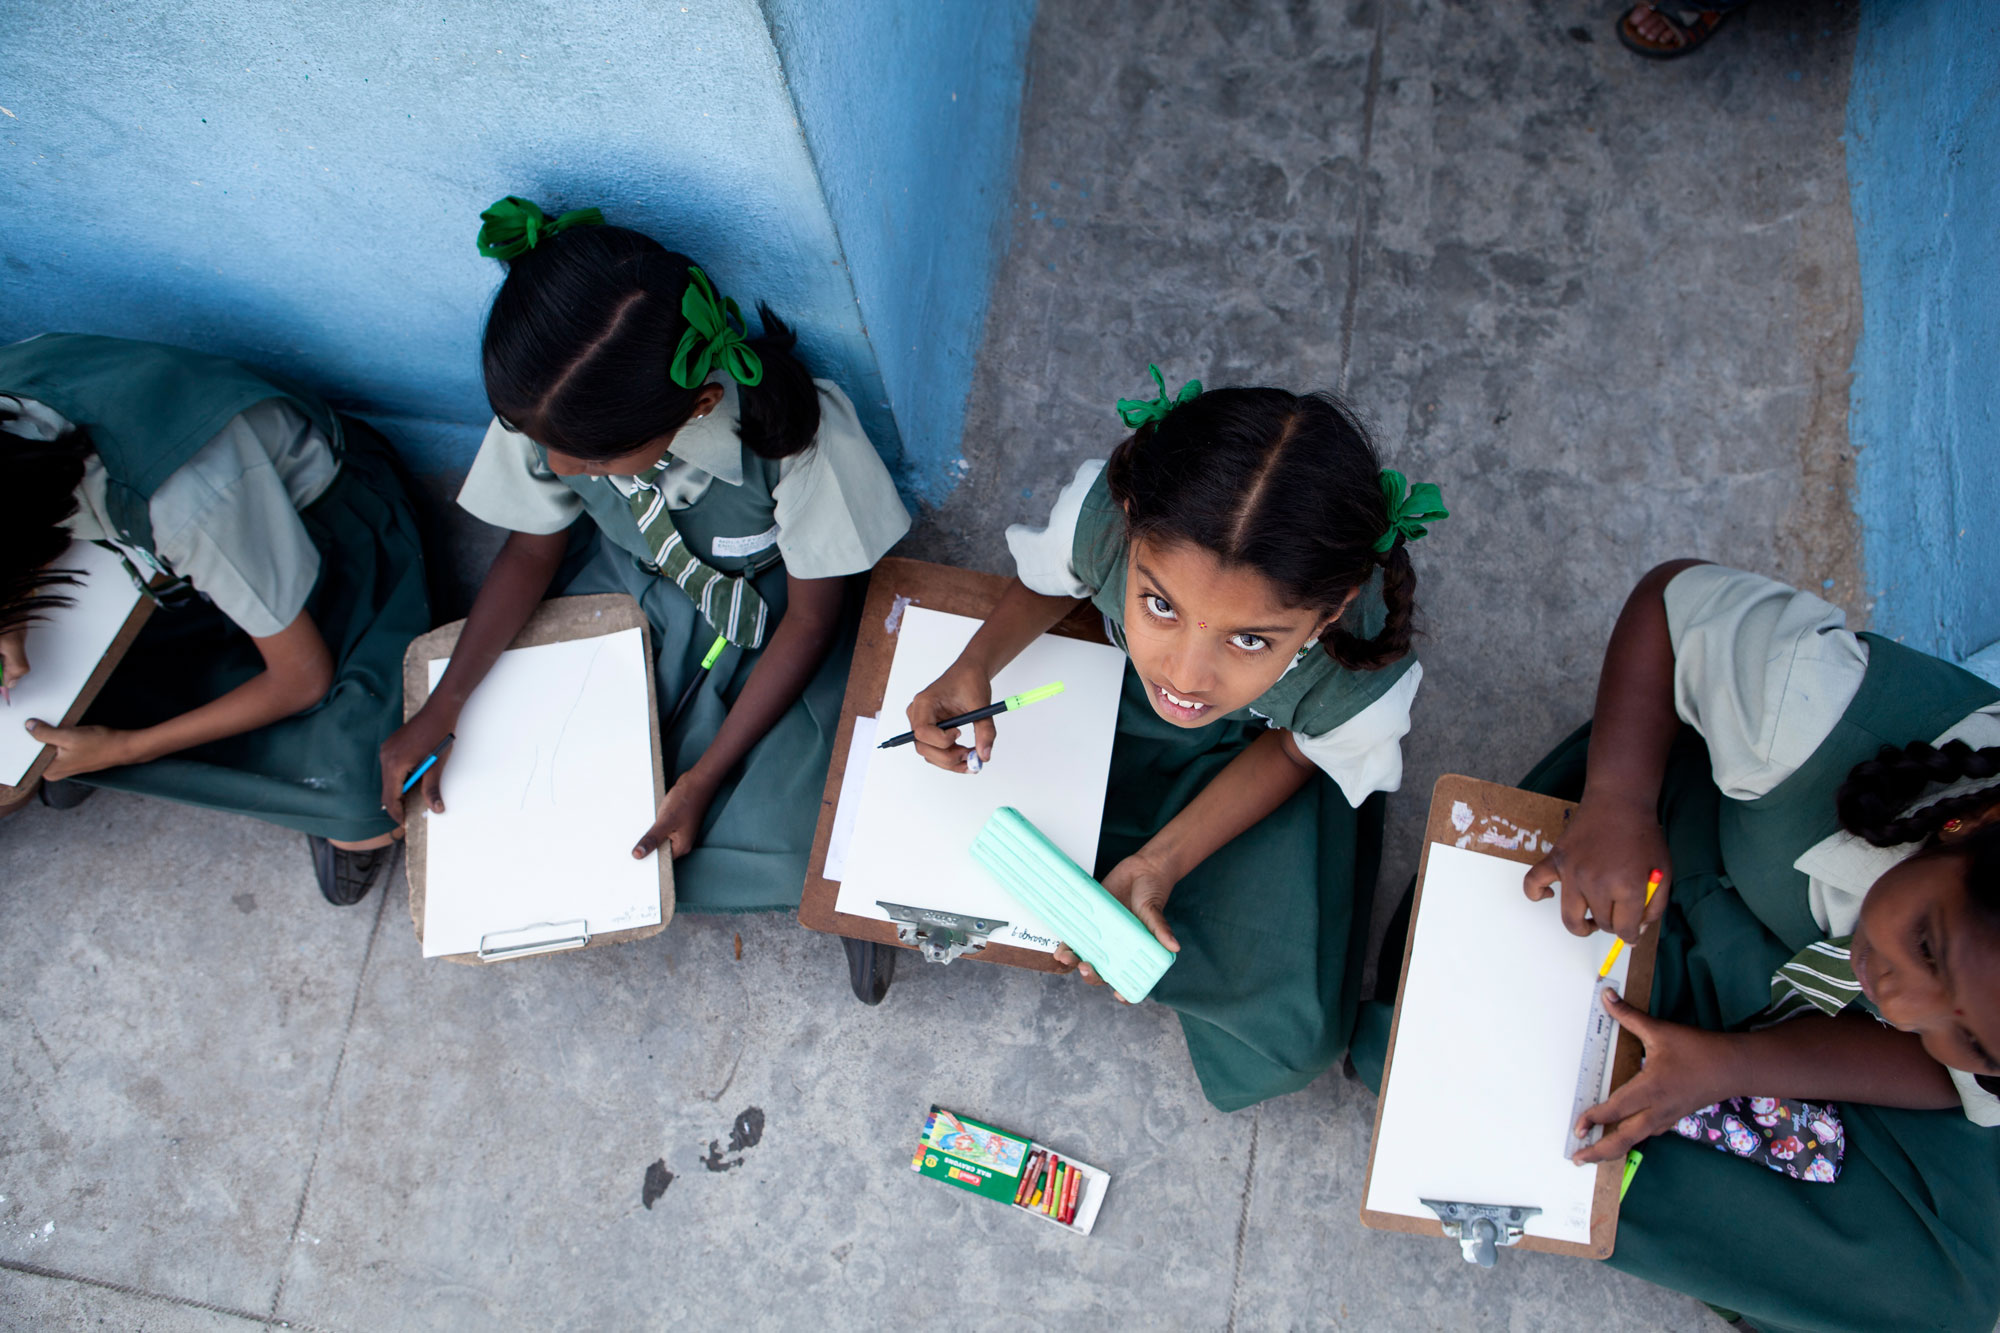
[1420,1199,1542,1267]
[876,901,1006,964]
[478,919,591,961]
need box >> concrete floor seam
[264,886,392,1323]
[1224,1108,1262,1333]
[0,1257,341,1332]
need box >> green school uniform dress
[1358,566,2000,1333]
[456,378,910,912]
[0,333,431,842]
[1009,460,1422,1112]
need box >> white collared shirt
[1664,564,2000,1124]
[456,378,910,581]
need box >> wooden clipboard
[400,593,673,964]
[1359,774,1658,1261]
[797,556,1111,973]
[0,587,156,813]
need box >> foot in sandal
[1616,4,1742,60]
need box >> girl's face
[1121,535,1351,727]
[1850,833,2000,1080]
[538,383,726,478]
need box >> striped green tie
[626,463,769,649]
[1768,936,1865,1023]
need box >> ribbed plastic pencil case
[971,807,1176,1003]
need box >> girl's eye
[1917,921,1938,971]
[1143,594,1177,622]
[1229,633,1269,652]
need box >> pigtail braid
[1835,740,2000,848]
[1327,542,1417,671]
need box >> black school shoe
[37,779,97,810]
[307,836,397,906]
[841,936,896,1005]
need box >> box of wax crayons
[910,1105,1109,1235]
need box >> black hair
[0,417,90,638]
[1103,386,1415,671]
[481,223,821,463]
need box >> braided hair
[1104,387,1416,671]
[0,416,90,638]
[1837,740,2000,849]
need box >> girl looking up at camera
[906,367,1449,1111]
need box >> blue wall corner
[0,1,903,479]
[762,0,1037,507]
[1846,0,2000,658]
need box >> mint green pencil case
[970,807,1176,1003]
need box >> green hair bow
[1116,364,1201,429]
[475,195,605,260]
[1373,469,1449,553]
[670,266,764,389]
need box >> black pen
[877,681,1064,749]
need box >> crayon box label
[912,1106,1030,1205]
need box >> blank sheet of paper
[1365,843,1631,1245]
[421,627,662,957]
[0,540,143,786]
[833,607,1126,952]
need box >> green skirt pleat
[552,527,858,913]
[1096,665,1380,1113]
[1512,724,2000,1333]
[77,419,432,842]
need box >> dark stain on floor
[642,1158,673,1209]
[702,1106,766,1172]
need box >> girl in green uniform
[906,369,1448,1111]
[383,201,909,969]
[1365,560,2000,1332]
[0,334,432,905]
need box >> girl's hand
[1572,989,1738,1165]
[905,661,996,772]
[0,628,28,694]
[1523,795,1672,942]
[1053,852,1182,1000]
[380,705,458,826]
[27,720,138,779]
[633,769,720,861]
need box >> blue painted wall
[762,0,1036,504]
[0,0,1026,491]
[1846,0,2000,658]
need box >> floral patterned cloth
[1673,1096,1845,1183]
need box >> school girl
[0,334,432,904]
[904,369,1448,1111]
[382,200,909,984]
[1363,561,2000,1332]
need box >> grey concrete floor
[3,1,1867,1329]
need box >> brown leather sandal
[1616,4,1735,60]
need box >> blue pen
[400,733,456,795]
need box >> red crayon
[1038,1152,1058,1211]
[1014,1149,1044,1206]
[1061,1162,1082,1224]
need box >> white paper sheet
[0,540,145,786]
[420,627,662,957]
[833,607,1126,952]
[1365,843,1632,1246]
[822,714,877,882]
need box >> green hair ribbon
[475,195,605,260]
[1115,364,1201,429]
[1373,469,1449,553]
[670,266,764,389]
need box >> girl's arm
[905,577,1084,769]
[1524,558,1709,941]
[1573,991,1959,1164]
[380,528,569,822]
[29,609,336,778]
[631,570,847,859]
[1061,728,1318,977]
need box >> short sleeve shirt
[456,378,910,581]
[5,393,336,638]
[1005,457,1423,806]
[1664,563,2000,1125]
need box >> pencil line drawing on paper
[545,638,609,806]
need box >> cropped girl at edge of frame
[0,333,432,906]
[904,366,1449,1112]
[381,198,909,923]
[1359,560,2000,1333]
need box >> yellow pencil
[1597,869,1663,978]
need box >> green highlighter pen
[663,632,730,738]
[876,680,1065,750]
